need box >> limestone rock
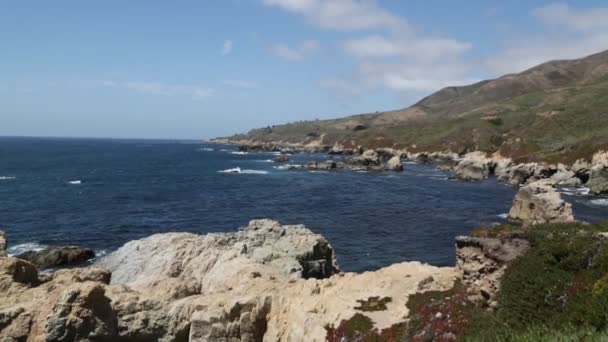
[0,220,459,341]
[385,156,403,172]
[453,152,491,181]
[551,167,582,187]
[592,150,608,166]
[589,165,608,194]
[17,246,95,269]
[0,257,39,287]
[508,180,574,225]
[304,161,337,171]
[351,150,381,166]
[0,231,6,257]
[272,155,289,163]
[505,163,538,186]
[96,219,339,290]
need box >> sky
[1,0,608,139]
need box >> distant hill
[222,50,608,163]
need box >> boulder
[385,156,403,172]
[505,163,537,186]
[453,152,492,181]
[429,152,460,171]
[304,161,337,170]
[17,246,95,269]
[589,151,608,194]
[508,180,575,225]
[551,166,582,187]
[351,150,381,166]
[589,165,608,194]
[272,155,290,163]
[0,231,6,257]
[0,257,39,287]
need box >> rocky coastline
[1,143,606,340]
[210,138,608,197]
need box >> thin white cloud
[222,80,260,89]
[485,3,608,75]
[342,35,472,61]
[103,81,213,100]
[272,40,319,61]
[261,0,408,33]
[222,40,233,55]
[533,3,608,32]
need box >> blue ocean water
[1,137,607,272]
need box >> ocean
[1,137,607,272]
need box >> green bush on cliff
[467,222,608,339]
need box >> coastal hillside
[223,50,608,164]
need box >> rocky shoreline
[1,142,605,340]
[210,138,608,195]
[1,220,458,341]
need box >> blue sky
[1,0,607,139]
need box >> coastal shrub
[466,222,608,338]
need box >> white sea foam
[219,167,268,175]
[7,242,47,257]
[230,151,248,155]
[497,213,508,219]
[590,199,608,206]
[68,180,82,185]
[220,167,242,173]
[0,176,16,180]
[240,170,269,175]
[274,164,300,170]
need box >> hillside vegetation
[225,50,608,164]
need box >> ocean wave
[497,213,508,219]
[219,167,269,175]
[559,187,590,196]
[68,180,82,185]
[230,151,248,155]
[0,176,16,180]
[590,199,608,206]
[197,148,214,152]
[7,242,47,256]
[274,164,301,170]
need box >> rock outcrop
[385,156,403,172]
[456,236,530,305]
[508,180,575,225]
[0,220,459,341]
[453,152,493,181]
[589,151,608,194]
[272,155,290,163]
[0,230,6,257]
[16,246,96,269]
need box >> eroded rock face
[0,220,458,341]
[16,246,95,269]
[0,231,6,257]
[385,156,403,172]
[508,180,574,225]
[453,152,492,181]
[456,236,530,305]
[97,219,339,289]
[589,166,608,194]
[589,151,608,194]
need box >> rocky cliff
[0,220,457,341]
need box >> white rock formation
[508,180,575,225]
[1,220,458,341]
